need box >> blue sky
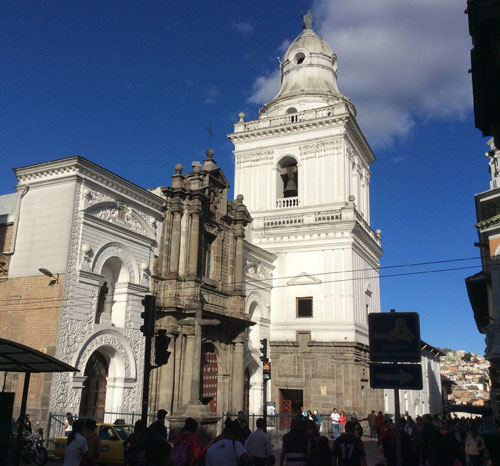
[0,1,489,353]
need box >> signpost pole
[390,309,402,466]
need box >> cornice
[14,156,164,211]
[228,114,350,143]
[243,239,277,264]
[345,119,375,166]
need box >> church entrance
[279,388,303,430]
[200,343,218,413]
[80,351,108,419]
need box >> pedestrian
[332,421,367,466]
[280,417,310,466]
[431,419,464,466]
[309,436,331,466]
[313,410,322,434]
[146,421,171,466]
[124,420,148,466]
[465,425,485,466]
[171,417,201,466]
[330,408,340,439]
[380,419,396,466]
[367,410,376,438]
[64,413,74,436]
[484,424,500,465]
[235,411,252,445]
[374,411,385,445]
[339,411,346,434]
[421,414,439,466]
[351,416,363,438]
[206,420,251,466]
[244,418,274,466]
[149,409,168,440]
[24,415,32,434]
[83,418,100,465]
[63,419,89,466]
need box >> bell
[284,177,298,197]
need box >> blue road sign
[369,312,421,362]
[370,363,423,390]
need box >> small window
[297,297,313,318]
[294,52,306,65]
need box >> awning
[0,338,77,373]
[465,271,490,332]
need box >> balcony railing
[276,197,299,209]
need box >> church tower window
[277,156,299,200]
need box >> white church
[0,13,444,428]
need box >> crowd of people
[55,407,500,466]
[372,411,500,466]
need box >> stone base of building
[168,403,219,444]
[270,337,383,417]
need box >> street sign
[369,312,421,362]
[370,363,423,390]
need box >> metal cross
[205,123,215,147]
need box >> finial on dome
[302,10,313,30]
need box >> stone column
[158,334,175,411]
[190,312,202,403]
[232,340,244,412]
[234,234,244,292]
[181,334,195,405]
[187,210,200,278]
[169,210,182,275]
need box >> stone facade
[150,151,254,434]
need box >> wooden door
[201,343,218,413]
[80,352,108,420]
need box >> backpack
[171,435,190,466]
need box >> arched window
[96,257,129,326]
[277,156,299,204]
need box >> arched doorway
[80,351,108,419]
[200,343,218,413]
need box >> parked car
[53,422,134,464]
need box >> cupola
[262,11,343,117]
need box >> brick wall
[0,274,65,426]
[0,223,13,252]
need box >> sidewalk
[273,435,385,465]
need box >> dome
[283,29,334,60]
[262,12,343,117]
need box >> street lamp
[38,267,59,285]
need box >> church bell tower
[228,12,384,415]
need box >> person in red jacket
[171,418,201,466]
[339,411,347,434]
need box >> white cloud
[204,86,219,104]
[247,70,280,105]
[247,0,472,148]
[232,21,253,35]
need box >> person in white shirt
[330,408,340,439]
[206,420,251,466]
[63,419,88,466]
[244,418,274,466]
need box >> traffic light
[155,330,172,367]
[140,295,156,336]
[260,338,268,362]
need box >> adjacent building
[466,139,500,417]
[0,157,163,424]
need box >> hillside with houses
[440,350,490,407]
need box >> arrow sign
[369,363,423,390]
